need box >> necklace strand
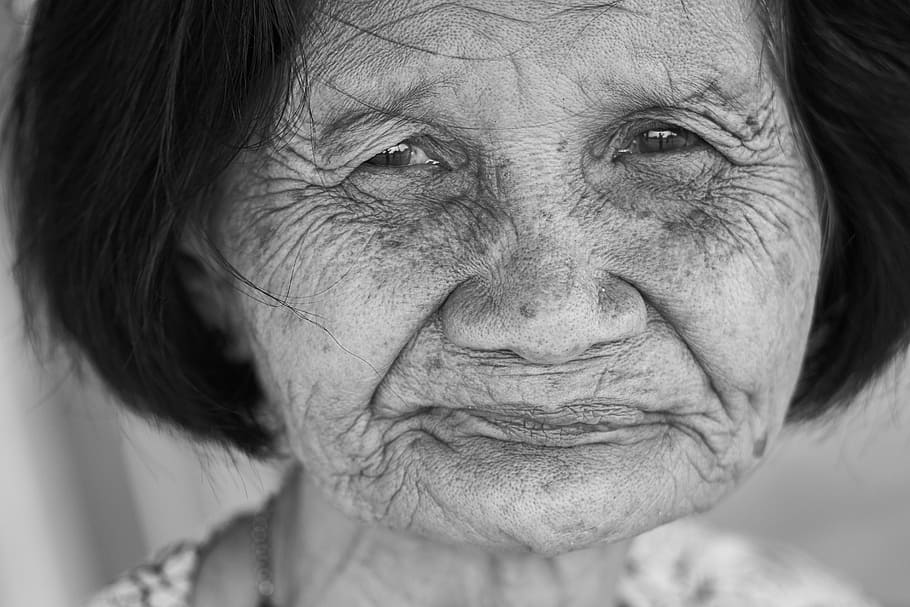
[251,495,276,607]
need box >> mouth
[417,403,658,448]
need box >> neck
[271,467,630,607]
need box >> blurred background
[1,4,908,607]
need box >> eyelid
[608,111,746,163]
[361,134,460,172]
[614,124,704,157]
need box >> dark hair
[4,0,910,456]
[4,0,314,455]
[777,0,910,421]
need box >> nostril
[439,262,648,364]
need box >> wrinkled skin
[198,0,820,565]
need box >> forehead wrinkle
[314,0,644,62]
[326,0,636,24]
[313,2,531,62]
[544,0,638,18]
[298,0,776,149]
[566,2,768,109]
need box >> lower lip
[422,408,654,448]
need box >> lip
[465,402,646,428]
[419,403,656,448]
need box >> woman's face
[212,0,820,554]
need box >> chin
[345,423,731,557]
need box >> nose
[440,248,647,364]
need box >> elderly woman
[5,0,909,605]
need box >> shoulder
[85,510,256,607]
[85,542,201,607]
[618,520,880,607]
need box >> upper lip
[456,400,647,429]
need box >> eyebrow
[304,73,770,163]
[303,77,443,149]
[548,1,635,18]
[302,22,772,156]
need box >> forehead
[303,0,768,137]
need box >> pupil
[649,130,677,151]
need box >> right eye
[615,125,706,158]
[365,142,442,168]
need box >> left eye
[618,127,704,155]
[365,142,441,168]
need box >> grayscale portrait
[2,1,909,606]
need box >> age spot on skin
[693,578,717,603]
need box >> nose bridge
[437,127,648,364]
[493,133,572,212]
[500,239,586,317]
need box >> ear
[176,231,254,363]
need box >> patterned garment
[88,542,200,607]
[86,518,880,607]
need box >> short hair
[4,0,910,456]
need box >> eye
[365,141,442,168]
[616,126,705,157]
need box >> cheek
[609,167,821,419]
[219,180,508,447]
